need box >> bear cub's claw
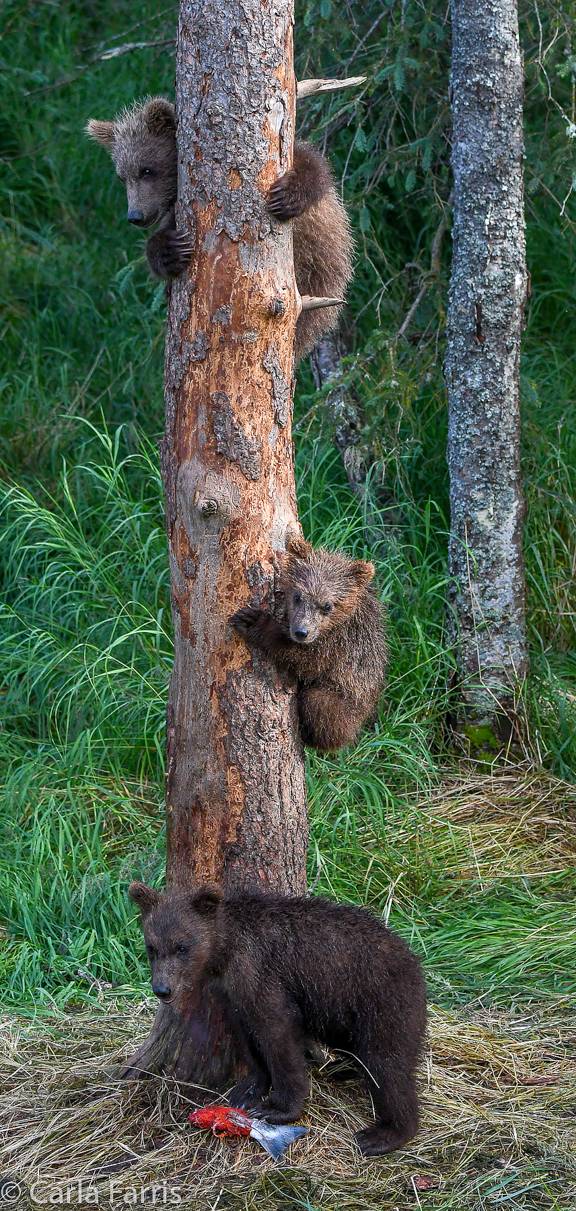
[267,170,308,220]
[146,228,193,280]
[230,605,263,635]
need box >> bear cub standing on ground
[230,537,387,752]
[129,881,426,1156]
[86,97,353,361]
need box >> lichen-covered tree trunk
[121,0,308,1090]
[309,332,367,496]
[445,0,528,744]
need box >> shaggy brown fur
[230,537,387,752]
[278,141,353,359]
[86,98,353,361]
[129,882,427,1156]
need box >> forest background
[2,1,576,1203]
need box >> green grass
[0,755,163,1004]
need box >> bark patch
[187,331,211,361]
[212,391,262,481]
[212,305,232,325]
[263,344,290,428]
[246,559,267,588]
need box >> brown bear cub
[86,98,191,283]
[86,97,353,361]
[230,538,387,752]
[129,882,426,1156]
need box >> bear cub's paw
[228,1073,269,1110]
[146,228,193,280]
[355,1125,412,1156]
[267,170,308,220]
[229,605,263,636]
[252,1098,306,1125]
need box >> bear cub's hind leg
[355,1058,420,1156]
[298,686,364,753]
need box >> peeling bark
[122,0,308,1090]
[445,0,528,740]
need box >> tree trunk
[309,334,402,546]
[445,0,528,745]
[122,0,308,1091]
[309,332,368,498]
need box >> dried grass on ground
[411,766,576,882]
[1,998,575,1210]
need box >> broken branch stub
[300,295,344,311]
[297,76,367,99]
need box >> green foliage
[1,0,576,1019]
[0,0,173,475]
[0,425,170,772]
[0,750,164,1004]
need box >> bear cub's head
[129,881,223,1006]
[86,97,176,230]
[280,537,375,645]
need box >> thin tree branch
[23,38,174,96]
[83,6,178,54]
[395,192,454,340]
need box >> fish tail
[250,1123,307,1161]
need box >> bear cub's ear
[285,535,312,560]
[144,98,176,136]
[190,884,224,916]
[128,882,161,915]
[351,560,375,587]
[85,120,116,150]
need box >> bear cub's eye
[175,944,188,955]
[139,167,156,179]
[293,592,302,604]
[320,603,333,614]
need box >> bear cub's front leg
[250,1054,310,1124]
[230,605,292,658]
[228,1072,271,1111]
[145,209,194,280]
